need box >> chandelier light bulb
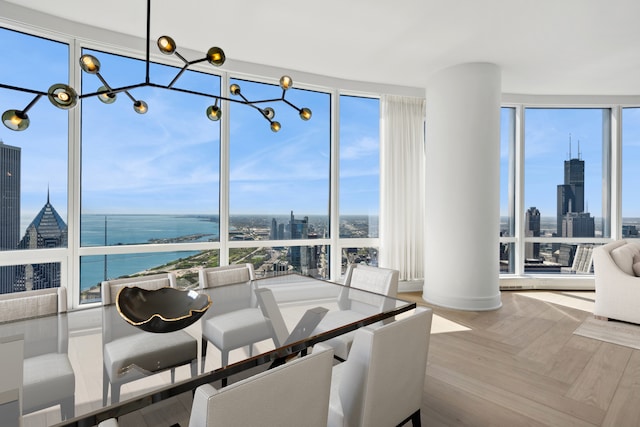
[206,104,222,121]
[79,54,101,74]
[299,108,312,121]
[270,121,281,132]
[2,109,29,131]
[157,36,177,55]
[207,47,226,66]
[133,100,148,114]
[230,84,241,95]
[47,84,78,109]
[97,86,117,104]
[280,76,293,90]
[263,107,275,120]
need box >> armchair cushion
[23,353,75,413]
[594,240,640,324]
[103,331,197,379]
[633,254,640,277]
[609,243,640,276]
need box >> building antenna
[578,139,581,160]
[568,133,572,160]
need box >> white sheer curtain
[379,95,426,281]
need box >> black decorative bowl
[116,286,212,333]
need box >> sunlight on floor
[431,314,471,334]
[514,291,595,313]
[397,308,470,334]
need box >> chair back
[199,264,256,289]
[188,347,334,427]
[0,287,74,420]
[347,264,398,297]
[0,287,67,323]
[101,273,176,305]
[0,287,68,356]
[101,273,177,343]
[338,307,432,427]
[340,265,399,312]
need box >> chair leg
[190,359,197,378]
[221,350,229,387]
[397,410,421,427]
[60,396,74,420]
[111,383,121,404]
[201,337,208,374]
[102,366,109,406]
[410,409,421,427]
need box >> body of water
[80,214,219,292]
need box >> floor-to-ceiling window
[499,107,516,274]
[622,107,640,236]
[0,22,381,306]
[500,106,613,278]
[228,78,331,278]
[79,48,222,302]
[0,27,69,293]
[523,108,610,274]
[338,95,380,273]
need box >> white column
[423,63,502,311]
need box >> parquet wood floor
[406,290,640,427]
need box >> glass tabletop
[0,273,415,427]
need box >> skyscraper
[525,206,541,260]
[0,142,21,293]
[0,141,21,250]
[12,192,67,292]
[288,211,309,273]
[556,147,594,238]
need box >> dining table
[0,273,416,427]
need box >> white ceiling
[4,0,640,96]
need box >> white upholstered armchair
[593,239,640,324]
[189,346,334,427]
[326,306,433,427]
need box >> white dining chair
[188,346,334,427]
[314,264,399,360]
[326,306,432,427]
[0,287,75,421]
[101,273,198,405]
[199,264,274,373]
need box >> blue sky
[0,27,381,228]
[499,106,640,219]
[7,25,639,232]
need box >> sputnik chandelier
[1,0,311,133]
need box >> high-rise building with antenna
[556,135,594,239]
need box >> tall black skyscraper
[525,206,541,259]
[0,142,21,293]
[0,141,21,250]
[556,146,594,238]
